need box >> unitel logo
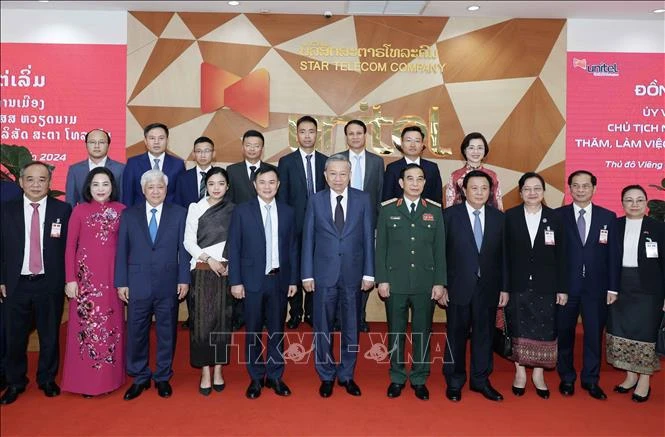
[573,58,619,77]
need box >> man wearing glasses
[556,170,620,400]
[65,128,125,206]
[174,136,216,208]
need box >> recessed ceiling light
[467,5,480,11]
[653,8,665,13]
[38,0,49,2]
[228,1,240,6]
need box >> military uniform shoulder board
[425,199,442,208]
[381,198,398,206]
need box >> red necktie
[29,202,42,274]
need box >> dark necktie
[249,165,257,182]
[306,154,314,197]
[29,203,42,274]
[334,195,344,233]
[199,171,206,199]
[577,209,586,245]
[410,202,416,217]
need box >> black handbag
[656,313,665,357]
[493,307,513,358]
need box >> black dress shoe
[123,381,150,401]
[38,381,61,397]
[304,316,314,328]
[332,322,341,332]
[359,321,370,333]
[632,388,650,403]
[445,388,462,402]
[213,382,226,392]
[0,376,7,392]
[512,385,526,396]
[581,382,607,400]
[155,381,172,398]
[613,382,637,394]
[411,384,429,400]
[82,394,94,399]
[319,380,334,398]
[535,387,550,399]
[559,381,575,396]
[265,378,291,396]
[0,386,25,405]
[286,318,301,329]
[338,379,361,396]
[387,382,404,398]
[246,379,263,399]
[232,321,245,331]
[471,384,503,401]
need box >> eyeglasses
[522,187,543,193]
[87,141,108,146]
[622,198,646,204]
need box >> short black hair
[460,132,488,160]
[143,122,169,137]
[296,115,318,130]
[567,170,597,186]
[82,167,119,203]
[242,130,264,145]
[204,166,228,185]
[194,136,214,148]
[254,166,279,181]
[462,169,493,191]
[344,119,367,135]
[518,171,546,191]
[400,126,424,140]
[621,184,647,200]
[399,163,425,180]
[84,129,111,145]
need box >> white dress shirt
[148,152,165,171]
[349,149,366,190]
[299,148,317,193]
[465,201,485,234]
[405,157,421,165]
[622,218,642,267]
[183,198,227,270]
[21,195,47,275]
[573,203,592,243]
[524,206,542,248]
[88,156,108,171]
[258,197,279,270]
[404,196,421,214]
[330,188,349,220]
[245,160,262,179]
[145,202,163,227]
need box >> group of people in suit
[0,118,662,406]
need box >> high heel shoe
[632,388,650,403]
[613,382,637,394]
[199,377,212,396]
[535,387,550,399]
[512,385,526,396]
[213,382,225,392]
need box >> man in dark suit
[382,126,443,204]
[440,170,507,403]
[0,162,72,405]
[226,130,277,331]
[115,169,190,400]
[228,167,298,399]
[556,170,620,400]
[122,122,185,206]
[340,120,384,333]
[376,164,445,401]
[277,115,327,329]
[65,129,125,206]
[301,153,374,398]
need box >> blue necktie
[152,158,160,170]
[352,155,362,190]
[149,208,158,243]
[473,210,482,252]
[264,204,272,274]
[305,154,314,197]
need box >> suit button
[411,250,415,255]
[411,237,415,241]
[411,223,415,228]
[338,253,342,256]
[411,263,415,268]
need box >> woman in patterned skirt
[62,167,126,397]
[183,167,235,396]
[503,172,567,399]
[607,185,664,403]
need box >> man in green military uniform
[375,163,446,400]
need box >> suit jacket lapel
[323,190,336,232]
[294,151,308,187]
[138,202,153,247]
[251,198,267,243]
[459,205,479,252]
[12,199,26,261]
[363,154,374,189]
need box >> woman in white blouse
[183,167,235,396]
[606,185,665,403]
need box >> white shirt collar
[403,196,421,211]
[349,149,366,159]
[146,202,163,214]
[196,165,211,173]
[257,197,276,208]
[88,156,108,169]
[245,160,261,169]
[330,187,349,200]
[465,201,485,215]
[404,156,420,165]
[573,203,592,216]
[24,195,47,208]
[299,148,315,160]
[147,152,165,161]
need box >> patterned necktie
[577,209,587,244]
[305,154,314,197]
[249,165,257,182]
[29,203,42,274]
[149,208,158,243]
[352,155,362,190]
[334,195,344,233]
[152,158,160,170]
[199,171,206,199]
[473,210,483,252]
[264,204,272,274]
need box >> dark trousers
[0,299,6,381]
[313,277,361,382]
[244,275,287,381]
[557,293,607,385]
[126,295,178,384]
[443,287,496,390]
[4,276,64,387]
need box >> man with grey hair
[115,169,190,401]
[301,153,374,398]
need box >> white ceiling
[1,0,664,20]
